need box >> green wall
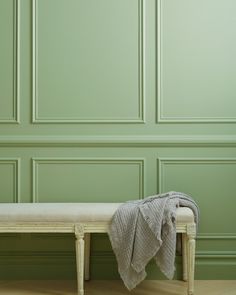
[0,0,236,279]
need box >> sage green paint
[0,0,236,280]
[0,0,16,122]
[160,0,236,122]
[159,159,236,233]
[35,0,142,122]
[33,159,143,202]
[0,161,17,203]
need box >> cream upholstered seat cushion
[176,207,194,223]
[0,203,194,223]
[0,203,121,222]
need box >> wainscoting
[0,0,236,280]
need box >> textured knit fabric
[108,191,199,290]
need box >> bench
[0,203,196,295]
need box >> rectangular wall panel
[197,234,236,253]
[0,159,20,203]
[0,0,19,123]
[33,0,144,123]
[158,158,236,233]
[32,158,144,202]
[157,0,236,122]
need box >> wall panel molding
[32,0,145,123]
[0,249,235,279]
[156,0,236,123]
[1,135,236,147]
[197,233,236,240]
[0,158,20,202]
[32,158,144,202]
[0,0,20,123]
[196,251,236,258]
[158,157,236,193]
[196,233,236,257]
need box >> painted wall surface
[0,0,236,279]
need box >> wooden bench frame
[0,220,196,295]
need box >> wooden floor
[0,280,235,295]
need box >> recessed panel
[33,159,143,202]
[159,159,236,233]
[158,0,236,122]
[0,160,18,203]
[0,0,17,122]
[196,235,236,253]
[34,0,143,122]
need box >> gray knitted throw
[108,191,199,290]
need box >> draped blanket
[108,191,199,290]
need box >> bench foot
[186,224,196,295]
[75,224,85,295]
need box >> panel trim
[0,250,235,279]
[0,0,20,123]
[197,233,236,240]
[0,158,20,202]
[1,250,235,264]
[156,0,236,123]
[158,158,236,193]
[32,158,145,202]
[196,252,236,259]
[1,135,236,147]
[32,0,145,123]
[0,250,235,261]
[196,234,236,257]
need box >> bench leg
[84,233,91,281]
[182,233,188,282]
[75,225,85,295]
[186,224,196,295]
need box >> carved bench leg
[182,233,188,282]
[186,224,196,295]
[75,224,85,295]
[84,233,91,281]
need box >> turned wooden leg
[186,224,196,295]
[84,233,91,281]
[182,233,188,282]
[75,224,85,295]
